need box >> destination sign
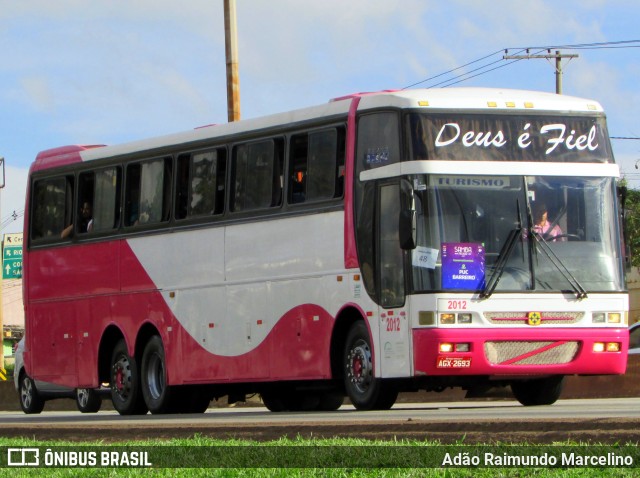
[409,114,612,163]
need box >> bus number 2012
[447,300,467,310]
[386,317,400,332]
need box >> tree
[623,184,640,267]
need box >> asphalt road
[2,398,640,443]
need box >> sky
[1,0,639,234]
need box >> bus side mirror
[399,179,417,250]
[399,208,417,250]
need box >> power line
[404,40,640,90]
[402,48,507,89]
[0,210,23,231]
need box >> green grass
[0,437,638,477]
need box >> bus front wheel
[343,321,398,410]
[110,339,148,415]
[511,376,565,406]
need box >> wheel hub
[346,340,372,393]
[112,357,131,399]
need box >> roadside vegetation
[624,185,640,267]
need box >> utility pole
[224,0,241,122]
[503,49,578,95]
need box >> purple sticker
[441,243,485,290]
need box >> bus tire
[18,372,45,414]
[76,388,101,413]
[110,339,148,415]
[511,376,565,406]
[174,386,211,414]
[317,391,345,411]
[343,321,398,410]
[141,335,176,414]
[283,392,320,412]
[260,391,286,412]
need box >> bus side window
[77,172,95,234]
[125,157,171,226]
[288,134,308,204]
[288,127,345,205]
[31,175,74,242]
[75,168,121,234]
[231,139,283,212]
[90,168,121,233]
[307,128,341,202]
[176,148,227,220]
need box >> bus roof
[354,87,604,113]
[33,87,605,169]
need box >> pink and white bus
[22,88,628,415]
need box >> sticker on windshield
[412,246,439,269]
[441,242,485,290]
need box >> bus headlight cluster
[593,342,621,353]
[592,312,623,324]
[440,313,472,325]
[439,342,471,353]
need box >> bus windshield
[410,174,624,294]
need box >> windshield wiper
[480,201,523,299]
[531,232,588,299]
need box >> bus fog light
[608,313,621,324]
[419,311,435,326]
[606,342,621,352]
[592,313,605,323]
[439,343,454,353]
[455,343,470,352]
[457,313,472,324]
[440,314,455,325]
[593,342,605,353]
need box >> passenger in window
[61,201,93,238]
[291,170,305,203]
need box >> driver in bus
[532,202,565,241]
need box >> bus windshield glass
[410,174,624,294]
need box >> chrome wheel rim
[346,339,372,394]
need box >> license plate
[437,357,471,368]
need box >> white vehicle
[629,323,640,355]
[14,338,104,414]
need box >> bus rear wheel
[343,321,398,410]
[110,339,148,415]
[141,335,177,414]
[511,376,565,406]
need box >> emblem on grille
[527,312,542,326]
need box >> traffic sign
[3,233,23,280]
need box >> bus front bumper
[413,327,628,376]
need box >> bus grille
[484,312,584,325]
[484,341,579,365]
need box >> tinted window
[288,127,345,204]
[125,157,172,226]
[78,168,121,234]
[176,148,227,220]
[31,176,74,241]
[231,139,283,212]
